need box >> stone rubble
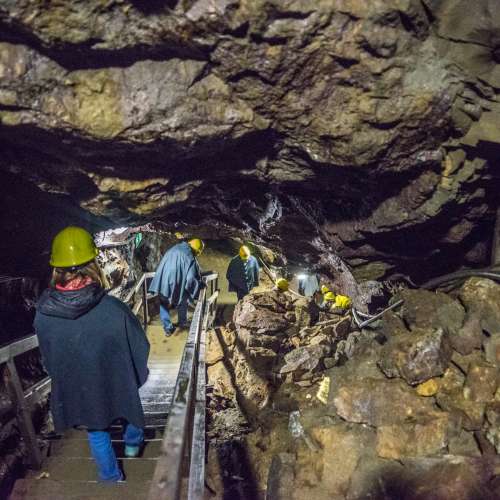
[206,277,500,499]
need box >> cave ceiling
[1,0,500,282]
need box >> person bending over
[149,238,204,335]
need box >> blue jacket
[34,284,149,432]
[149,242,202,306]
[226,255,259,295]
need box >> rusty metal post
[5,359,42,469]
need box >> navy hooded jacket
[148,242,202,306]
[34,284,150,432]
[226,255,260,295]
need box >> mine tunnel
[1,1,500,499]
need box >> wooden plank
[124,272,155,304]
[0,334,39,364]
[206,291,219,307]
[24,377,51,408]
[6,359,42,469]
[147,289,206,500]
[201,272,218,282]
[188,327,206,500]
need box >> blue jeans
[159,299,188,334]
[87,423,144,481]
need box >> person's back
[34,226,150,482]
[226,246,260,300]
[35,288,149,431]
[149,239,204,335]
[149,241,201,306]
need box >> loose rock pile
[206,278,500,499]
[206,290,362,422]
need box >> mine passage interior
[1,0,500,498]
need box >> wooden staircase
[11,320,187,500]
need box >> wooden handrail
[0,335,39,365]
[148,272,218,500]
[123,271,155,304]
[0,271,156,471]
[1,269,218,494]
[0,333,43,468]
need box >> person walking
[34,226,150,482]
[149,238,205,335]
[226,245,260,300]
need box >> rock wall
[0,1,499,281]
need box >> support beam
[6,360,42,469]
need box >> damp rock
[378,327,452,385]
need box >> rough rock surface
[460,278,500,335]
[399,288,466,335]
[206,282,500,499]
[1,1,500,282]
[378,327,452,385]
[332,377,437,426]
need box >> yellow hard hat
[321,285,330,295]
[188,238,204,255]
[239,245,251,260]
[50,226,99,268]
[275,278,289,292]
[324,291,336,302]
[335,295,352,308]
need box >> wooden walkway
[11,319,187,500]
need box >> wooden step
[140,393,173,405]
[35,456,158,482]
[143,414,168,427]
[49,427,161,441]
[142,398,170,412]
[11,478,150,500]
[49,438,162,459]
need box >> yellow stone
[0,89,18,106]
[416,379,439,397]
[49,69,125,139]
[90,174,168,193]
[316,376,330,405]
[0,43,28,79]
[0,111,21,126]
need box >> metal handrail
[148,272,219,500]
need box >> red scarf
[55,276,93,291]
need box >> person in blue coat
[226,245,260,300]
[149,238,204,335]
[34,226,150,482]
